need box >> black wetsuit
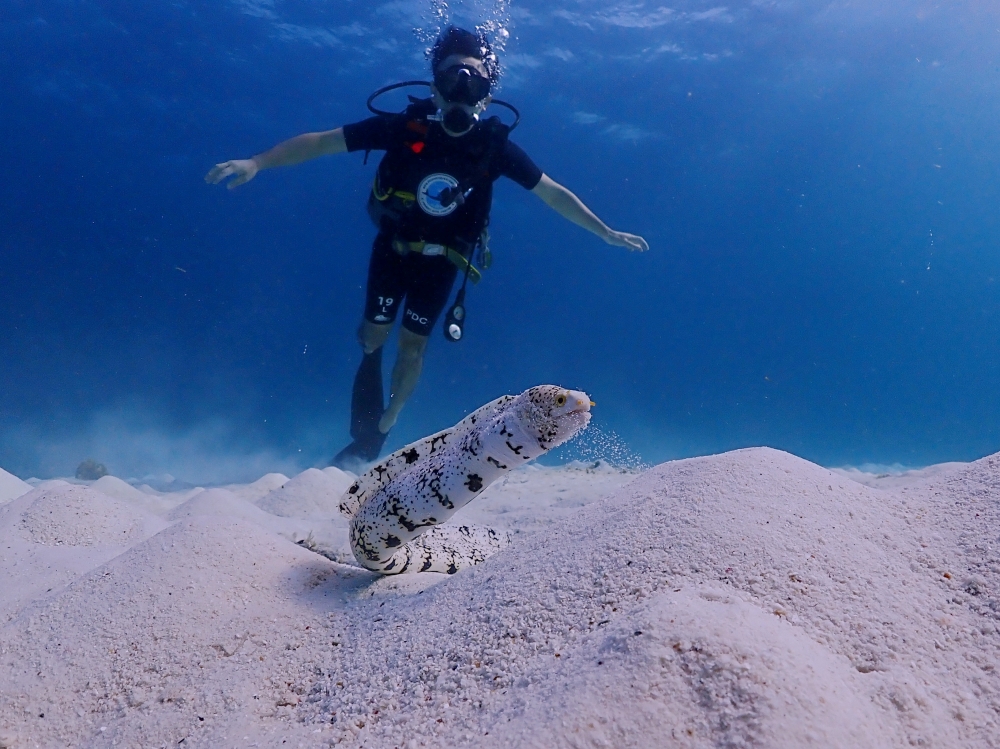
[332,102,542,466]
[343,100,543,336]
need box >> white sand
[253,468,354,519]
[0,467,30,505]
[1,448,998,748]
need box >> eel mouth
[567,392,594,415]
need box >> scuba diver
[206,26,648,470]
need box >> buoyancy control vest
[367,98,510,251]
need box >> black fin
[350,348,384,441]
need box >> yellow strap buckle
[446,248,482,284]
[372,177,415,203]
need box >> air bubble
[416,0,513,86]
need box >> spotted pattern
[339,385,592,575]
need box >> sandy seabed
[1,447,999,748]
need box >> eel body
[338,385,591,574]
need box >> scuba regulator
[365,81,521,129]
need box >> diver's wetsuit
[363,233,458,337]
[332,100,542,467]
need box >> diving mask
[434,64,491,106]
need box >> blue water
[3,1,1000,482]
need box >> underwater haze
[3,0,1000,483]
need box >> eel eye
[555,394,567,407]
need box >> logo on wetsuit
[416,173,461,217]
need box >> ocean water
[2,0,999,483]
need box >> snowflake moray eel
[338,385,592,575]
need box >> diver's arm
[205,128,347,190]
[531,174,649,252]
[253,128,347,168]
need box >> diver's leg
[378,327,429,434]
[330,237,401,468]
[349,321,392,441]
[374,253,458,434]
[359,319,393,355]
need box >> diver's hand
[205,158,259,189]
[605,230,649,252]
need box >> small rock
[76,459,109,481]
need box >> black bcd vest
[367,99,510,250]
